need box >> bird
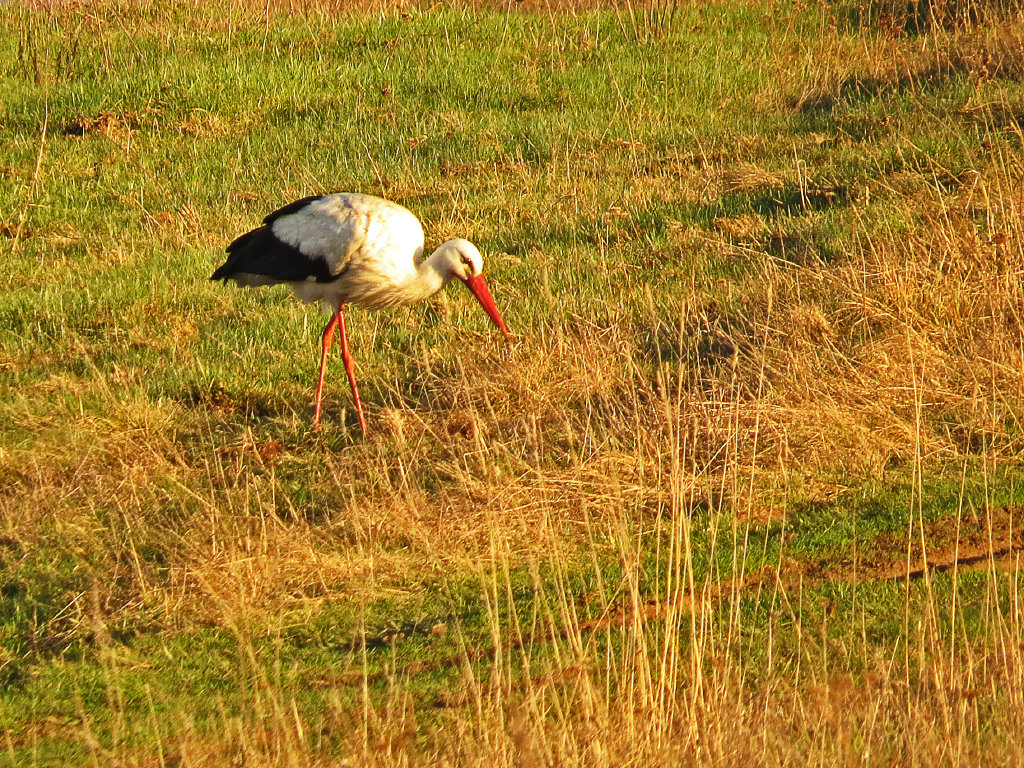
[210,192,510,435]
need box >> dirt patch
[799,505,1023,583]
[576,505,1024,636]
[63,109,156,138]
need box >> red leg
[336,304,368,436]
[312,306,342,430]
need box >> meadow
[2,0,1024,764]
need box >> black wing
[211,195,334,283]
[261,195,326,226]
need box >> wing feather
[211,192,426,295]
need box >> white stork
[211,192,510,435]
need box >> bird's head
[436,239,510,339]
[435,238,484,282]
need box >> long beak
[461,274,510,339]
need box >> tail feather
[210,227,264,281]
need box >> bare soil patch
[798,504,1024,583]
[574,506,1024,637]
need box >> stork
[211,192,510,435]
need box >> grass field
[2,0,1024,764]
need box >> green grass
[3,0,1024,764]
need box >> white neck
[396,244,455,304]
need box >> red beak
[461,274,510,339]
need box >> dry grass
[787,5,1024,112]
[7,169,1024,758]
[3,0,1024,764]
[710,188,1024,474]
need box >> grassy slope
[2,1,1024,764]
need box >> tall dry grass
[3,2,1024,764]
[12,156,1024,761]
